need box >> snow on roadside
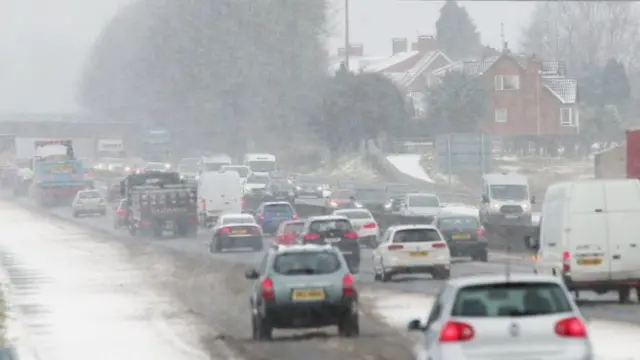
[386,154,434,183]
[313,155,379,181]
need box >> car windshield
[490,184,529,201]
[222,216,255,225]
[330,190,355,199]
[438,217,479,230]
[264,204,293,214]
[393,228,441,243]
[408,195,440,207]
[273,251,341,275]
[284,222,304,234]
[336,210,372,220]
[223,166,249,177]
[79,191,101,199]
[451,282,573,317]
[310,219,352,232]
[356,188,386,201]
[247,174,270,184]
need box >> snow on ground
[315,155,379,181]
[364,289,640,360]
[0,201,209,360]
[386,154,434,183]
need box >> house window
[560,107,576,127]
[494,75,520,90]
[495,108,508,123]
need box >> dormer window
[494,75,520,90]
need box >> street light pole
[344,0,350,70]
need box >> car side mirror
[407,319,424,331]
[481,194,489,203]
[244,268,259,280]
[530,195,536,204]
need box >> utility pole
[344,0,350,70]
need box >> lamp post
[344,0,350,70]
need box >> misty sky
[0,0,533,114]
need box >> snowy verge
[312,154,379,182]
[386,154,434,183]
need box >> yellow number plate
[577,258,602,265]
[452,233,471,240]
[292,289,325,301]
[50,165,73,174]
[409,251,429,257]
[231,229,247,234]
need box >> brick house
[428,51,579,151]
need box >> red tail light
[363,222,377,229]
[188,218,199,225]
[291,214,298,220]
[562,251,570,272]
[257,214,264,221]
[116,209,125,217]
[554,317,587,338]
[432,242,447,248]
[201,199,206,210]
[439,321,474,342]
[344,232,358,239]
[283,233,296,242]
[388,244,404,251]
[476,227,486,237]
[240,198,244,210]
[342,274,356,296]
[220,227,230,234]
[303,233,320,241]
[261,277,275,300]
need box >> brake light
[388,244,404,251]
[342,274,356,296]
[257,214,264,221]
[363,222,377,229]
[240,198,244,210]
[562,251,570,272]
[329,201,337,207]
[201,199,206,210]
[344,232,358,239]
[283,233,296,242]
[432,242,447,248]
[476,227,486,237]
[303,233,320,241]
[291,214,298,220]
[220,227,230,234]
[439,321,474,342]
[554,317,587,338]
[116,209,125,216]
[261,278,275,300]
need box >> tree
[425,72,488,133]
[435,1,481,60]
[600,58,631,109]
[80,0,328,156]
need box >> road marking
[362,289,640,360]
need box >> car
[372,225,451,282]
[354,187,388,212]
[221,165,250,184]
[254,202,298,234]
[72,190,107,217]
[298,215,360,273]
[113,199,128,228]
[244,244,359,340]
[326,189,360,210]
[399,193,442,217]
[383,194,405,213]
[268,180,296,203]
[407,273,593,360]
[143,162,169,172]
[294,175,330,198]
[106,179,123,202]
[433,214,488,262]
[209,213,262,252]
[479,172,534,228]
[332,208,379,248]
[273,219,305,247]
[244,172,271,194]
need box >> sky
[0,0,535,114]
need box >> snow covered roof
[542,77,577,104]
[396,51,451,88]
[363,51,420,73]
[327,56,386,75]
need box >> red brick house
[428,51,579,144]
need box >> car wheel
[618,286,631,304]
[254,314,272,341]
[338,313,359,337]
[381,265,392,282]
[433,267,450,280]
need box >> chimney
[337,44,364,57]
[411,35,437,53]
[392,38,408,55]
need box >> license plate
[577,257,602,265]
[451,233,471,240]
[291,288,325,301]
[231,229,247,234]
[409,251,429,257]
[325,238,341,243]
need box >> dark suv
[298,215,360,273]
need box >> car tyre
[338,313,359,337]
[433,267,450,280]
[618,286,631,304]
[253,314,272,341]
[474,251,488,262]
[381,266,392,282]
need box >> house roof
[429,54,577,104]
[363,51,420,73]
[327,56,386,75]
[395,51,452,88]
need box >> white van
[243,153,277,173]
[533,179,640,302]
[197,170,243,228]
[479,172,534,228]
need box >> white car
[373,225,451,281]
[399,193,442,217]
[244,172,270,193]
[408,273,593,360]
[332,208,379,248]
[72,190,107,217]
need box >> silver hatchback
[408,273,593,360]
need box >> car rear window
[337,210,372,220]
[222,216,255,225]
[310,219,352,232]
[438,217,479,230]
[393,228,441,243]
[273,251,341,275]
[408,195,439,207]
[264,204,293,213]
[284,222,304,234]
[451,282,573,317]
[79,191,101,199]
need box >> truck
[0,134,16,188]
[120,171,198,238]
[30,140,85,206]
[594,129,640,179]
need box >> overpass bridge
[0,113,137,138]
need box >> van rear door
[566,182,610,282]
[603,180,640,280]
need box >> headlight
[296,186,301,191]
[329,201,337,207]
[354,202,363,208]
[316,186,322,191]
[490,203,500,210]
[164,163,171,169]
[384,203,392,209]
[124,167,131,172]
[195,175,200,181]
[522,203,530,210]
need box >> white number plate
[325,238,341,243]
